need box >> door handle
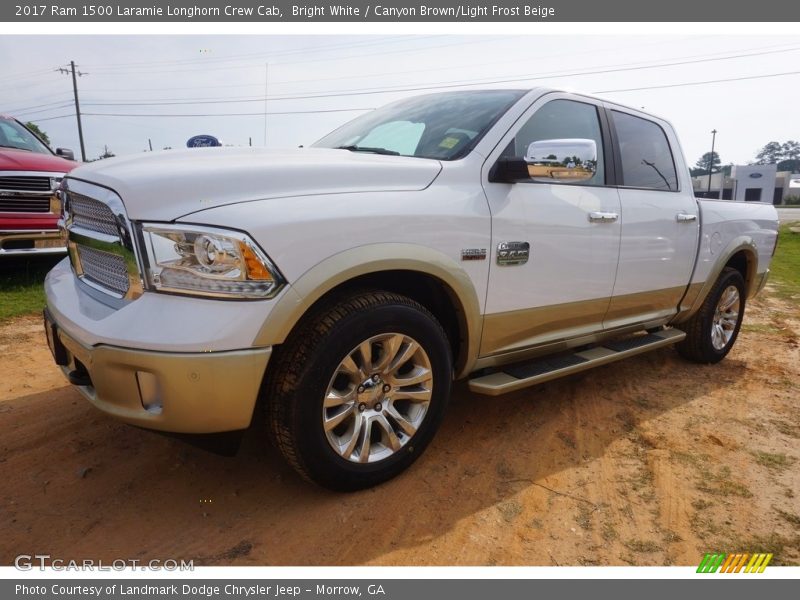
[676,213,697,222]
[588,211,619,223]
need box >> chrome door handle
[588,211,619,223]
[676,213,697,222]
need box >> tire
[263,290,453,491]
[676,267,746,364]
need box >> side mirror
[525,138,597,182]
[56,148,75,161]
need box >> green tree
[782,140,800,161]
[24,122,50,146]
[755,141,783,165]
[694,151,721,175]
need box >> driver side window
[508,99,606,186]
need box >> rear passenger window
[612,111,678,191]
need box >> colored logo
[697,553,772,573]
[186,135,221,148]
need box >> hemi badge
[461,248,487,261]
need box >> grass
[770,223,800,299]
[0,257,61,323]
[751,451,796,472]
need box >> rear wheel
[677,267,746,364]
[263,290,452,491]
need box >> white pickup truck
[44,88,779,490]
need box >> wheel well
[725,250,754,293]
[291,270,468,372]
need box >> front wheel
[263,290,452,491]
[676,267,746,364]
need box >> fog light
[136,371,162,414]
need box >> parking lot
[1,270,798,566]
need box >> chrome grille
[64,180,143,302]
[76,245,130,296]
[68,192,120,237]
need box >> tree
[692,151,721,177]
[755,141,783,165]
[778,159,800,173]
[782,140,800,161]
[25,122,50,146]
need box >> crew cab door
[602,107,700,328]
[480,94,621,357]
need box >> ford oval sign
[186,135,221,148]
[749,172,763,179]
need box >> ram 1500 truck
[44,89,779,490]
[0,116,76,256]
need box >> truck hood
[67,147,443,221]
[0,148,77,173]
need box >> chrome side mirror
[525,138,597,182]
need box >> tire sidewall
[699,269,746,362]
[290,302,452,489]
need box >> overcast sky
[2,34,798,166]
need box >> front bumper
[0,229,66,256]
[47,312,271,433]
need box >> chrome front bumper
[0,229,66,256]
[46,311,272,433]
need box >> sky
[2,34,799,166]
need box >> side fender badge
[497,242,530,266]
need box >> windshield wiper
[335,145,400,156]
[0,144,31,152]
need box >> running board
[468,328,686,396]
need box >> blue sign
[186,135,221,148]
[749,172,763,179]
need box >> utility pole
[57,61,87,162]
[707,129,717,195]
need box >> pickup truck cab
[44,89,779,490]
[0,116,76,256]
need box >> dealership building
[692,164,800,204]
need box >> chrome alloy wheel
[711,285,741,351]
[322,333,433,464]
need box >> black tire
[262,290,452,491]
[676,267,746,364]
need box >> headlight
[140,224,285,299]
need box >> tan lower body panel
[480,286,690,358]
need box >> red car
[0,116,77,256]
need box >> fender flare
[253,243,483,378]
[675,237,759,323]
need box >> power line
[78,45,800,107]
[11,101,74,117]
[594,70,800,93]
[82,35,440,70]
[25,113,75,123]
[81,107,375,118]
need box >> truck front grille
[0,196,51,213]
[63,180,143,302]
[68,193,120,237]
[0,175,58,213]
[76,245,130,296]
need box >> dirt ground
[1,288,798,567]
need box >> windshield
[314,90,526,160]
[0,118,53,155]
